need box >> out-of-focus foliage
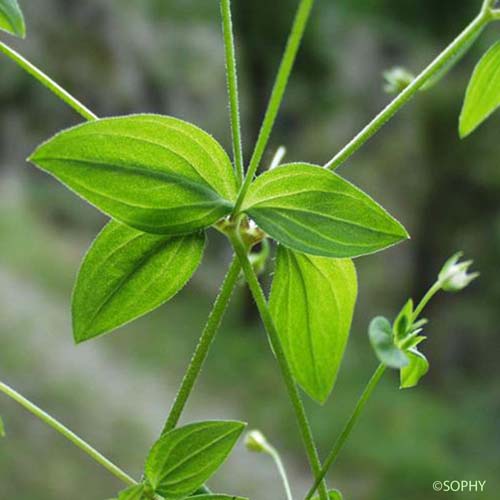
[0,0,499,499]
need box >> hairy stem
[0,41,97,121]
[412,281,441,320]
[233,0,315,214]
[161,256,241,434]
[0,380,136,487]
[305,364,387,499]
[220,0,245,185]
[325,10,491,170]
[229,231,329,500]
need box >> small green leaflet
[393,299,414,342]
[0,0,25,38]
[72,221,205,343]
[145,420,246,499]
[29,115,238,235]
[0,415,5,438]
[242,163,408,258]
[368,317,409,369]
[117,484,146,500]
[400,348,429,389]
[460,41,500,138]
[270,247,357,404]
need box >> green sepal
[400,348,430,389]
[393,299,414,342]
[369,316,409,369]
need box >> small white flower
[244,430,269,453]
[438,252,479,292]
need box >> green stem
[229,231,329,500]
[161,256,241,434]
[412,281,441,321]
[325,10,490,170]
[233,0,315,214]
[0,380,136,487]
[220,0,245,185]
[0,41,97,121]
[305,364,387,500]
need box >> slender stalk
[325,10,491,170]
[267,445,294,500]
[233,0,315,214]
[161,256,241,434]
[0,380,136,487]
[220,0,245,185]
[305,364,387,500]
[229,231,329,500]
[0,41,97,121]
[412,281,441,320]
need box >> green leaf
[0,415,5,438]
[72,220,205,343]
[313,489,344,500]
[400,348,429,389]
[242,163,408,258]
[0,0,25,38]
[460,41,500,138]
[117,484,146,500]
[369,317,409,369]
[145,420,246,499]
[29,115,237,235]
[270,247,357,403]
[189,496,247,499]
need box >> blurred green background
[1,1,499,499]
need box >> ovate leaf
[270,247,357,403]
[460,41,500,138]
[400,348,429,389]
[393,299,414,342]
[369,317,408,369]
[29,115,237,235]
[73,220,205,343]
[145,420,246,499]
[117,484,146,500]
[0,0,25,38]
[242,163,408,258]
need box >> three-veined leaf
[29,115,237,235]
[270,247,357,403]
[242,163,408,258]
[145,421,246,499]
[72,221,205,343]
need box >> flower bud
[383,67,415,94]
[244,430,269,453]
[438,252,479,292]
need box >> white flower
[438,252,479,292]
